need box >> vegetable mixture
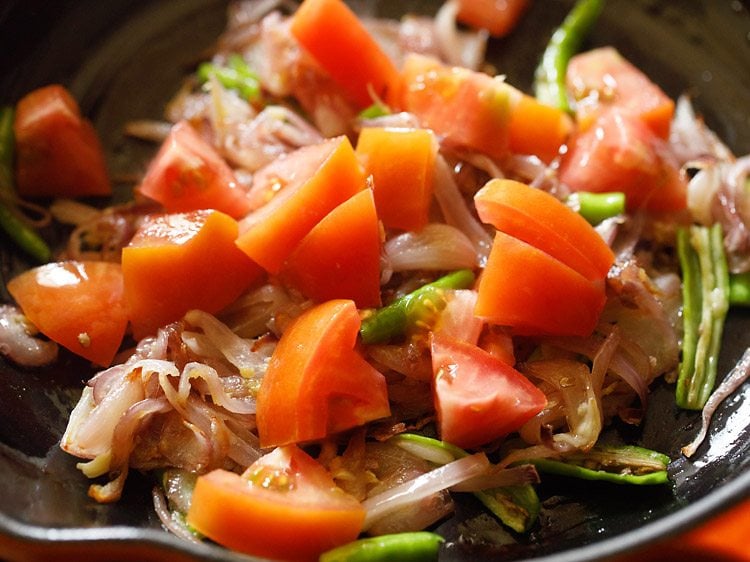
[1,0,749,560]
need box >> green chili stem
[534,0,605,112]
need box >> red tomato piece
[137,121,252,219]
[7,261,127,366]
[567,47,675,139]
[475,231,606,337]
[431,333,546,449]
[122,210,262,340]
[355,127,437,232]
[281,189,382,308]
[256,300,390,448]
[187,446,365,562]
[559,109,687,212]
[237,136,367,274]
[456,0,530,37]
[396,54,514,161]
[508,93,573,163]
[13,84,110,198]
[290,0,399,108]
[474,178,614,281]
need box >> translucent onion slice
[385,224,478,272]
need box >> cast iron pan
[0,1,749,561]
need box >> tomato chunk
[567,47,675,139]
[355,127,437,232]
[456,0,530,37]
[475,231,606,337]
[8,261,127,366]
[122,210,262,339]
[290,0,399,108]
[187,446,365,562]
[14,84,110,198]
[431,333,546,449]
[508,93,572,163]
[474,179,614,281]
[237,136,367,274]
[137,121,252,219]
[257,300,390,448]
[559,109,687,212]
[281,189,382,308]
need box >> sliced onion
[434,0,488,71]
[434,289,482,345]
[451,464,539,492]
[385,224,478,272]
[0,305,58,367]
[123,120,173,143]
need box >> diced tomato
[567,47,675,139]
[396,54,514,161]
[508,93,572,163]
[559,109,687,212]
[13,84,110,198]
[122,210,262,339]
[456,0,530,37]
[137,121,252,219]
[431,333,546,449]
[355,127,437,232]
[237,136,367,274]
[479,325,516,366]
[7,261,127,366]
[281,189,381,308]
[256,300,390,448]
[475,231,606,337]
[433,289,483,345]
[290,0,399,108]
[187,446,365,562]
[474,178,614,281]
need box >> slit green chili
[319,531,444,562]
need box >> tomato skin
[559,109,687,212]
[122,210,262,339]
[137,121,252,219]
[431,333,546,449]
[14,84,110,198]
[456,0,530,37]
[474,179,614,281]
[7,261,127,366]
[475,231,606,337]
[256,300,390,448]
[281,189,382,308]
[187,446,365,562]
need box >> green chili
[319,532,444,562]
[729,271,750,306]
[568,191,625,224]
[525,445,670,485]
[197,54,262,101]
[391,433,540,533]
[358,101,391,120]
[676,224,730,410]
[534,0,605,112]
[0,106,51,263]
[359,269,476,344]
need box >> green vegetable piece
[676,224,730,410]
[526,445,670,485]
[568,191,625,224]
[360,269,476,344]
[391,433,540,533]
[359,101,391,120]
[729,271,750,306]
[534,0,605,112]
[0,106,51,263]
[197,55,262,101]
[319,532,444,562]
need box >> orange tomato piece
[7,261,127,366]
[559,109,687,212]
[567,47,675,139]
[281,189,382,308]
[355,127,437,232]
[13,84,110,198]
[431,333,546,449]
[397,54,514,161]
[475,231,606,337]
[508,93,573,163]
[187,446,365,562]
[256,300,390,448]
[122,210,262,339]
[236,136,367,274]
[137,121,252,219]
[456,0,531,37]
[290,0,399,108]
[474,178,614,281]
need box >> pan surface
[0,1,748,561]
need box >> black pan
[0,1,748,561]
